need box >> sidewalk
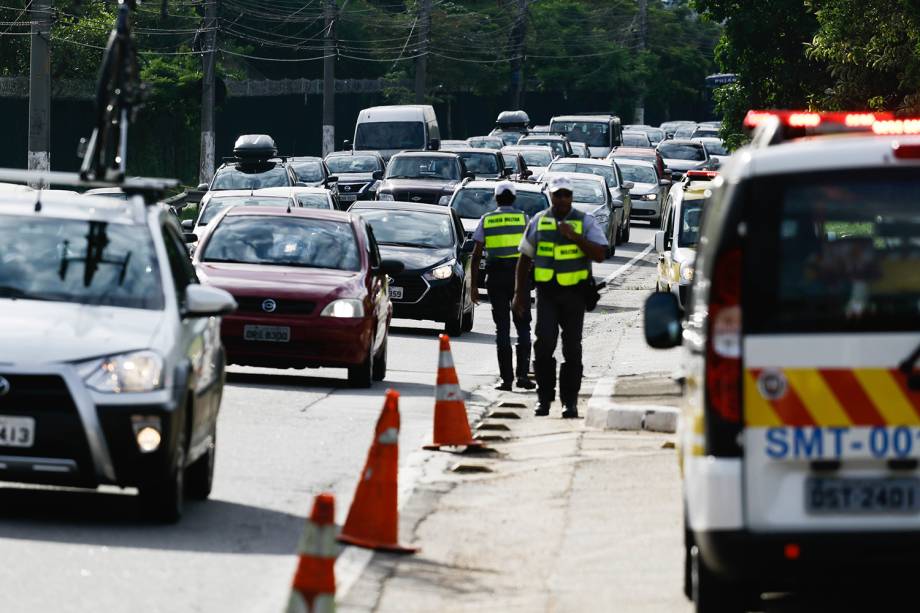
[338,250,691,612]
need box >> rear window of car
[202,216,360,271]
[743,169,920,333]
[211,165,290,190]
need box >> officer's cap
[548,176,574,194]
[494,180,516,198]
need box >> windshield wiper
[899,341,920,390]
[379,241,427,249]
[385,175,417,180]
[203,258,251,264]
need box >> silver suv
[0,188,236,522]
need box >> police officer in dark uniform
[470,181,536,391]
[512,176,607,417]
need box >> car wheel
[348,343,374,388]
[651,216,662,229]
[140,424,186,524]
[372,336,387,382]
[445,300,464,337]
[691,545,747,613]
[623,221,631,243]
[461,302,475,332]
[186,424,216,500]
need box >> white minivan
[351,105,441,162]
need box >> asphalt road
[0,223,658,613]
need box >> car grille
[235,296,316,315]
[339,182,370,194]
[392,190,440,205]
[390,275,428,303]
[0,374,76,413]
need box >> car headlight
[438,195,451,206]
[377,193,395,201]
[79,350,164,393]
[426,260,455,280]
[680,263,694,282]
[642,193,657,201]
[320,299,365,318]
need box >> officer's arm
[470,241,484,295]
[572,234,606,263]
[513,253,533,318]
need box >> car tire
[461,302,475,332]
[691,545,747,613]
[623,221,631,243]
[372,337,387,382]
[140,425,186,524]
[348,344,374,388]
[186,425,216,501]
[651,216,662,229]
[445,301,464,337]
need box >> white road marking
[602,242,654,285]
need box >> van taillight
[705,248,743,454]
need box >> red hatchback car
[193,206,403,387]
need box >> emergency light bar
[743,110,895,131]
[872,119,920,135]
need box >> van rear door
[741,168,920,531]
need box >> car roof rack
[0,168,179,202]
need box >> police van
[644,111,920,611]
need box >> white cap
[494,180,516,198]
[548,175,574,193]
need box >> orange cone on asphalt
[287,493,337,613]
[423,334,484,451]
[338,390,418,554]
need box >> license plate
[0,416,35,448]
[388,286,404,300]
[243,325,290,342]
[806,477,920,514]
[339,194,357,202]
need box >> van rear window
[744,169,920,333]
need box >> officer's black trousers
[533,284,585,407]
[486,263,531,350]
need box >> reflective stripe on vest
[483,211,526,260]
[533,210,589,286]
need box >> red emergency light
[743,110,895,131]
[686,170,719,179]
[872,119,920,135]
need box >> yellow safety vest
[533,209,589,286]
[482,209,526,261]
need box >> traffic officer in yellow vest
[470,180,536,391]
[512,176,607,418]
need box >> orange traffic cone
[287,493,336,613]
[338,390,418,554]
[423,334,484,451]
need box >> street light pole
[27,0,51,171]
[414,0,431,104]
[322,0,336,156]
[199,0,218,185]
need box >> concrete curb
[585,377,679,433]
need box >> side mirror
[342,139,352,150]
[183,285,237,318]
[326,175,339,184]
[181,219,195,231]
[428,138,440,151]
[659,178,671,186]
[372,170,384,180]
[654,230,667,254]
[710,159,721,169]
[663,169,673,178]
[622,181,634,190]
[503,166,514,177]
[463,171,475,180]
[183,232,198,244]
[377,259,404,276]
[197,182,209,191]
[461,239,475,254]
[644,292,682,349]
[522,169,533,178]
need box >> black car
[288,155,341,207]
[324,151,386,206]
[437,146,509,180]
[349,200,475,336]
[376,151,472,206]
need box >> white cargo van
[351,105,441,162]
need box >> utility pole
[633,0,647,124]
[27,0,51,171]
[322,0,336,156]
[509,0,528,109]
[199,0,218,186]
[414,0,431,104]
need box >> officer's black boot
[534,357,556,416]
[494,346,514,391]
[560,363,583,419]
[515,344,535,390]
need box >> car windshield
[355,121,425,150]
[451,189,548,219]
[644,129,665,144]
[296,194,332,209]
[202,216,360,271]
[386,157,459,180]
[468,139,502,150]
[357,209,455,249]
[522,139,565,158]
[673,126,696,139]
[658,143,705,161]
[678,200,704,247]
[618,164,658,185]
[291,161,325,182]
[492,130,523,146]
[211,165,290,190]
[455,152,501,177]
[622,133,651,147]
[325,155,380,174]
[504,156,520,172]
[548,163,617,187]
[516,150,553,166]
[199,196,291,225]
[0,216,163,309]
[701,141,728,156]
[745,170,920,333]
[545,177,605,204]
[550,121,610,147]
[692,129,720,139]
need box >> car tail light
[705,248,743,455]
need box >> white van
[549,114,623,158]
[351,105,441,162]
